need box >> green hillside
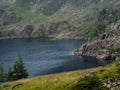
[0,0,120,39]
[0,59,120,90]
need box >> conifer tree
[6,67,14,81]
[12,56,28,80]
[0,62,4,82]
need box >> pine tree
[13,56,28,80]
[0,62,4,82]
[6,67,14,81]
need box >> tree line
[0,56,28,82]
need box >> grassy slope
[0,68,102,90]
[11,0,120,39]
[8,0,119,24]
[0,1,107,26]
[0,60,120,90]
[0,0,120,39]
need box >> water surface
[0,39,108,77]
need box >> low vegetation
[0,56,28,83]
[0,59,120,90]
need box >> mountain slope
[0,0,120,39]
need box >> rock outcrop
[74,36,120,60]
[100,33,111,40]
[11,24,44,38]
[16,25,33,38]
[46,21,69,35]
[31,25,43,38]
[0,21,69,39]
[74,40,104,56]
[73,22,120,60]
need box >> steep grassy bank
[0,59,120,90]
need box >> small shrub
[71,75,104,90]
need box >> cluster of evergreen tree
[0,56,28,82]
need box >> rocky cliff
[0,21,71,39]
[73,23,120,60]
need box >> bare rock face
[74,40,103,56]
[73,22,120,60]
[31,25,43,38]
[73,40,113,60]
[16,25,33,38]
[46,21,69,35]
[101,33,111,40]
[14,24,44,38]
[74,37,120,60]
[111,24,120,31]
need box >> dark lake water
[0,39,108,77]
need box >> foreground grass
[0,60,120,90]
[0,68,102,90]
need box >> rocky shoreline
[72,23,120,60]
[73,38,120,60]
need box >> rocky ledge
[0,21,71,39]
[73,35,120,60]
